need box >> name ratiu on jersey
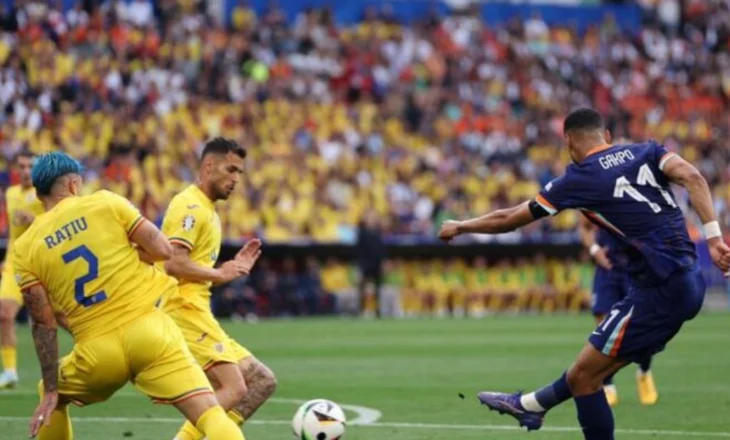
[44,217,88,249]
[599,149,635,170]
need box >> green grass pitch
[1,313,729,439]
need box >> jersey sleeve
[654,142,677,172]
[13,240,41,291]
[535,170,582,215]
[102,190,145,237]
[162,199,201,251]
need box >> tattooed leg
[234,357,277,420]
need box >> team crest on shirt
[15,274,21,284]
[214,343,225,353]
[211,250,218,261]
[182,215,196,231]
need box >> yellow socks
[1,346,17,372]
[228,409,245,426]
[175,421,204,440]
[176,408,245,440]
[37,381,73,440]
[195,406,244,440]
[38,406,73,440]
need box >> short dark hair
[13,149,34,163]
[201,137,246,160]
[563,108,605,134]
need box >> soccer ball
[292,399,347,440]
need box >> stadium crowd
[211,256,594,319]
[0,0,729,316]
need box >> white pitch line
[0,392,382,425]
[0,416,728,438]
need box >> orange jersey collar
[585,144,613,157]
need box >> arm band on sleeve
[528,199,551,219]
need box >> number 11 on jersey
[614,164,677,213]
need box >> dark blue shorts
[588,266,705,363]
[591,268,629,316]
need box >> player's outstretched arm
[21,284,60,437]
[165,243,250,285]
[130,219,173,262]
[579,217,613,270]
[438,201,537,242]
[662,155,730,273]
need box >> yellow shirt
[321,264,351,292]
[161,185,222,309]
[4,185,44,270]
[13,191,176,343]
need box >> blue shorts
[591,268,629,316]
[588,266,705,363]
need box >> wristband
[589,243,601,256]
[704,221,722,240]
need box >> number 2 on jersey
[614,164,677,213]
[62,245,108,308]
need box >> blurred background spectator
[355,210,385,317]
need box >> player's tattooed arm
[438,201,536,241]
[22,284,59,393]
[130,219,173,262]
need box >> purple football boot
[477,391,545,431]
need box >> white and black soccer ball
[292,399,347,440]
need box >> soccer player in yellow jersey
[161,138,276,440]
[13,152,244,440]
[0,150,44,388]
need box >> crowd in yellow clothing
[318,257,594,317]
[2,2,729,242]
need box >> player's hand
[235,238,262,273]
[14,210,34,226]
[592,247,614,270]
[29,390,58,438]
[216,260,250,284]
[438,220,462,242]
[708,237,730,276]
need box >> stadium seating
[0,0,727,316]
[0,0,725,243]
